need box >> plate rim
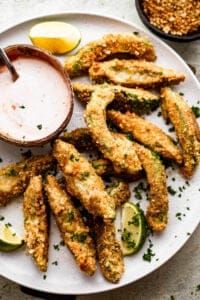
[0,11,199,295]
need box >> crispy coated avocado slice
[107,109,183,165]
[73,82,160,114]
[94,219,124,283]
[59,128,143,181]
[85,88,142,175]
[23,175,49,272]
[134,144,168,232]
[59,127,98,153]
[0,154,53,207]
[64,32,156,77]
[89,59,185,88]
[161,87,200,178]
[53,140,116,220]
[45,175,97,276]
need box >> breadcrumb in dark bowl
[135,0,200,42]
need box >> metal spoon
[0,47,19,81]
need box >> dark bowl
[135,0,200,42]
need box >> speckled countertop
[0,1,199,299]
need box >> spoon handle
[0,47,19,81]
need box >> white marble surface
[0,1,199,299]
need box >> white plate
[0,12,199,295]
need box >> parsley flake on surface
[60,240,65,246]
[71,232,87,243]
[192,106,200,118]
[6,168,18,177]
[53,244,60,251]
[167,186,176,195]
[143,247,155,262]
[80,172,90,180]
[37,124,42,130]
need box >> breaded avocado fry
[107,109,182,165]
[59,127,98,153]
[53,140,115,220]
[134,144,168,231]
[94,219,124,283]
[85,88,142,175]
[0,155,53,207]
[45,175,96,276]
[73,82,160,114]
[106,180,130,208]
[89,59,185,88]
[23,175,49,272]
[59,127,143,181]
[64,32,156,77]
[161,87,200,178]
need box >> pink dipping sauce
[0,57,71,142]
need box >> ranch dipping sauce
[0,56,72,142]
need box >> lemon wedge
[29,21,81,54]
[0,224,23,252]
[121,202,147,256]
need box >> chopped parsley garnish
[125,131,134,141]
[128,214,140,227]
[72,60,82,73]
[66,211,75,222]
[6,168,18,177]
[69,154,79,162]
[0,215,5,221]
[176,212,182,220]
[43,275,47,280]
[192,106,200,118]
[133,182,148,200]
[80,172,90,180]
[167,186,176,195]
[52,261,58,266]
[121,228,131,241]
[143,239,155,262]
[71,232,87,243]
[168,126,175,132]
[92,161,101,169]
[60,240,65,246]
[37,124,42,130]
[121,228,135,249]
[53,244,60,251]
[143,247,155,262]
[19,105,25,109]
[157,111,162,117]
[5,223,12,228]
